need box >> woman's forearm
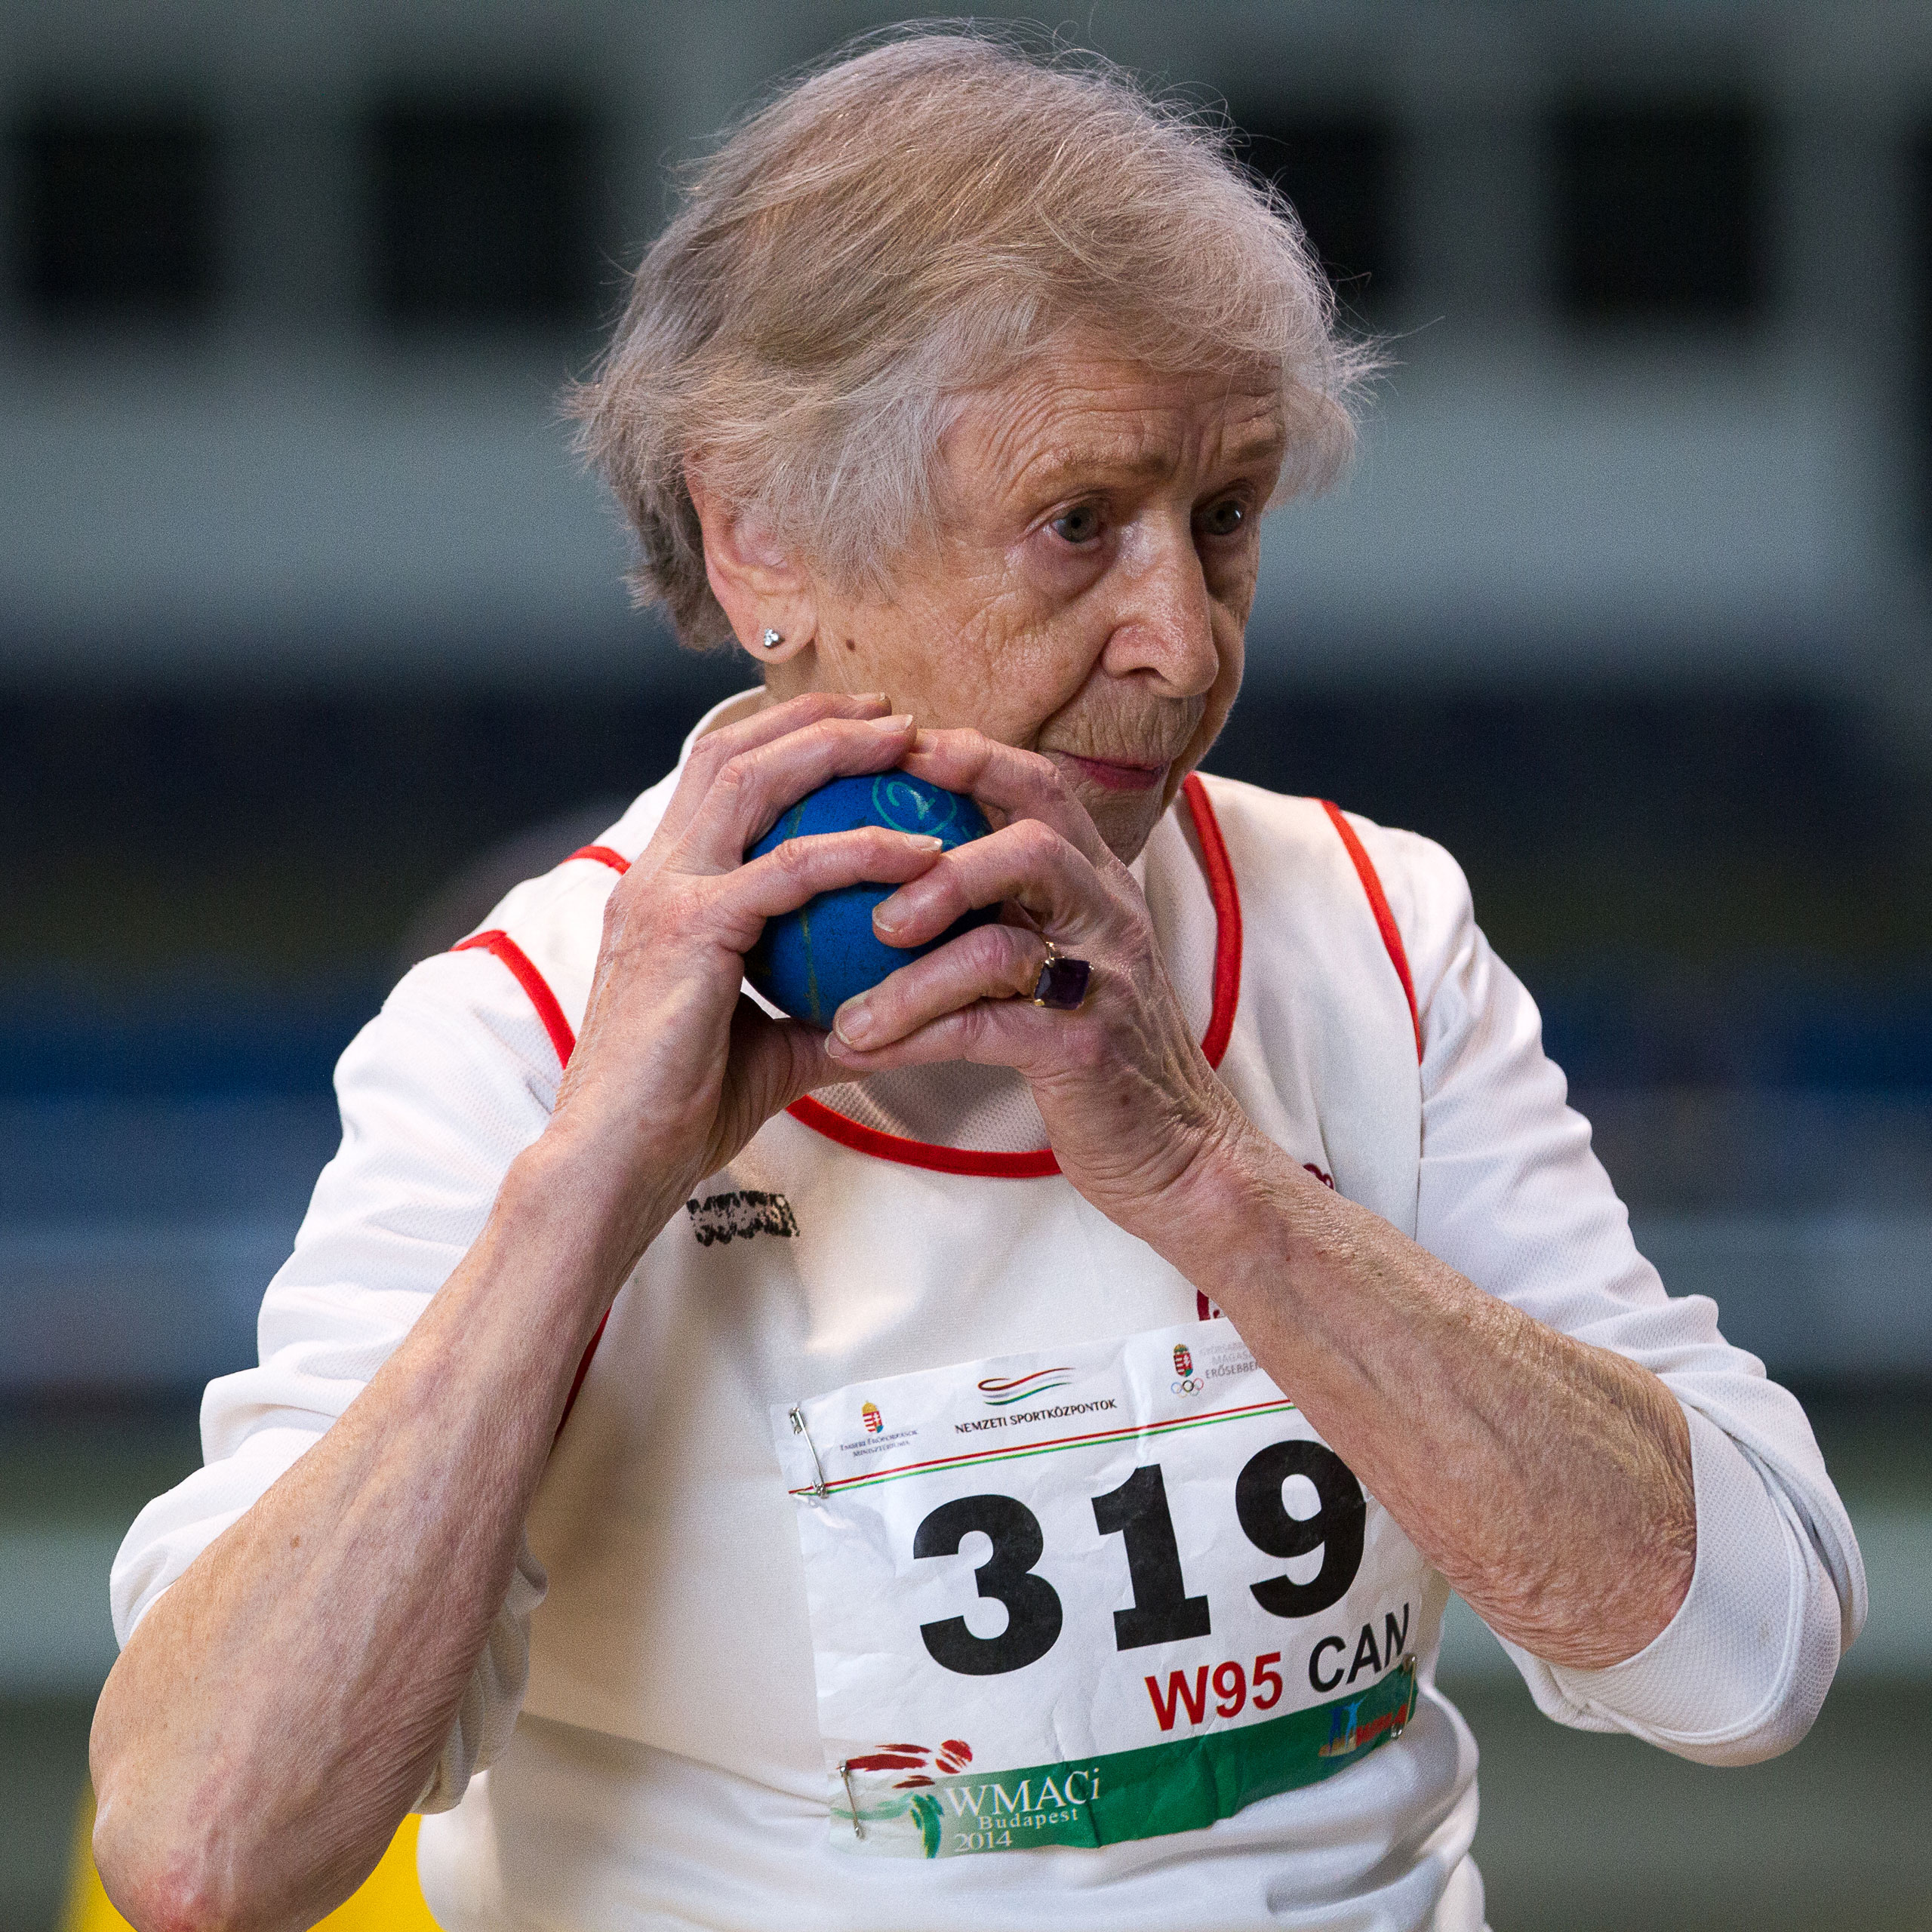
[90,1136,654,1932]
[1164,1122,1696,1670]
[87,698,930,1932]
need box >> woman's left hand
[827,730,1705,1677]
[823,728,1248,1242]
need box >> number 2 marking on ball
[912,1444,1367,1675]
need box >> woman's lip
[1058,752,1170,792]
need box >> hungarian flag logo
[1173,1343,1193,1378]
[861,1401,884,1434]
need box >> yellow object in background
[63,1790,439,1932]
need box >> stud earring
[759,628,783,650]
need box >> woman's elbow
[92,1781,253,1932]
[90,1687,290,1932]
[91,1771,372,1932]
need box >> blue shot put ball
[743,771,998,1028]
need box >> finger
[870,816,1115,951]
[675,713,921,873]
[826,980,1051,1076]
[721,995,846,1132]
[826,917,1053,1054]
[896,729,1112,866]
[715,823,946,936]
[656,691,894,848]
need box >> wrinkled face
[766,335,1287,861]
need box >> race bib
[772,1321,1429,1860]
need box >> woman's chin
[1060,769,1175,862]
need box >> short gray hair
[569,27,1371,650]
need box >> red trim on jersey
[785,1096,1064,1178]
[560,1308,611,1431]
[453,930,578,1065]
[1319,800,1423,1064]
[568,844,630,875]
[1185,773,1243,1071]
[451,929,603,1432]
[783,772,1244,1179]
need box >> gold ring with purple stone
[1029,941,1091,1011]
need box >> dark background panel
[366,94,607,326]
[13,106,220,320]
[1223,109,1401,312]
[1552,99,1769,322]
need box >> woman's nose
[1100,521,1222,697]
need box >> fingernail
[872,895,907,934]
[871,712,913,731]
[903,835,943,851]
[834,999,875,1046]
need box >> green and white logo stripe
[835,1660,1419,1859]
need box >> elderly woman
[94,32,1861,1932]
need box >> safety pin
[1390,1653,1417,1740]
[838,1760,866,1839]
[788,1404,830,1500]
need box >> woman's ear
[685,469,817,664]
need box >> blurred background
[3,2,1930,1927]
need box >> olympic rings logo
[1170,1377,1209,1395]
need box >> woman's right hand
[542,691,940,1271]
[92,696,934,1932]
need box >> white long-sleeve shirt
[112,693,1864,1932]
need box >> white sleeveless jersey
[112,694,1864,1932]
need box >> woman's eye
[1050,505,1103,545]
[1199,498,1247,538]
